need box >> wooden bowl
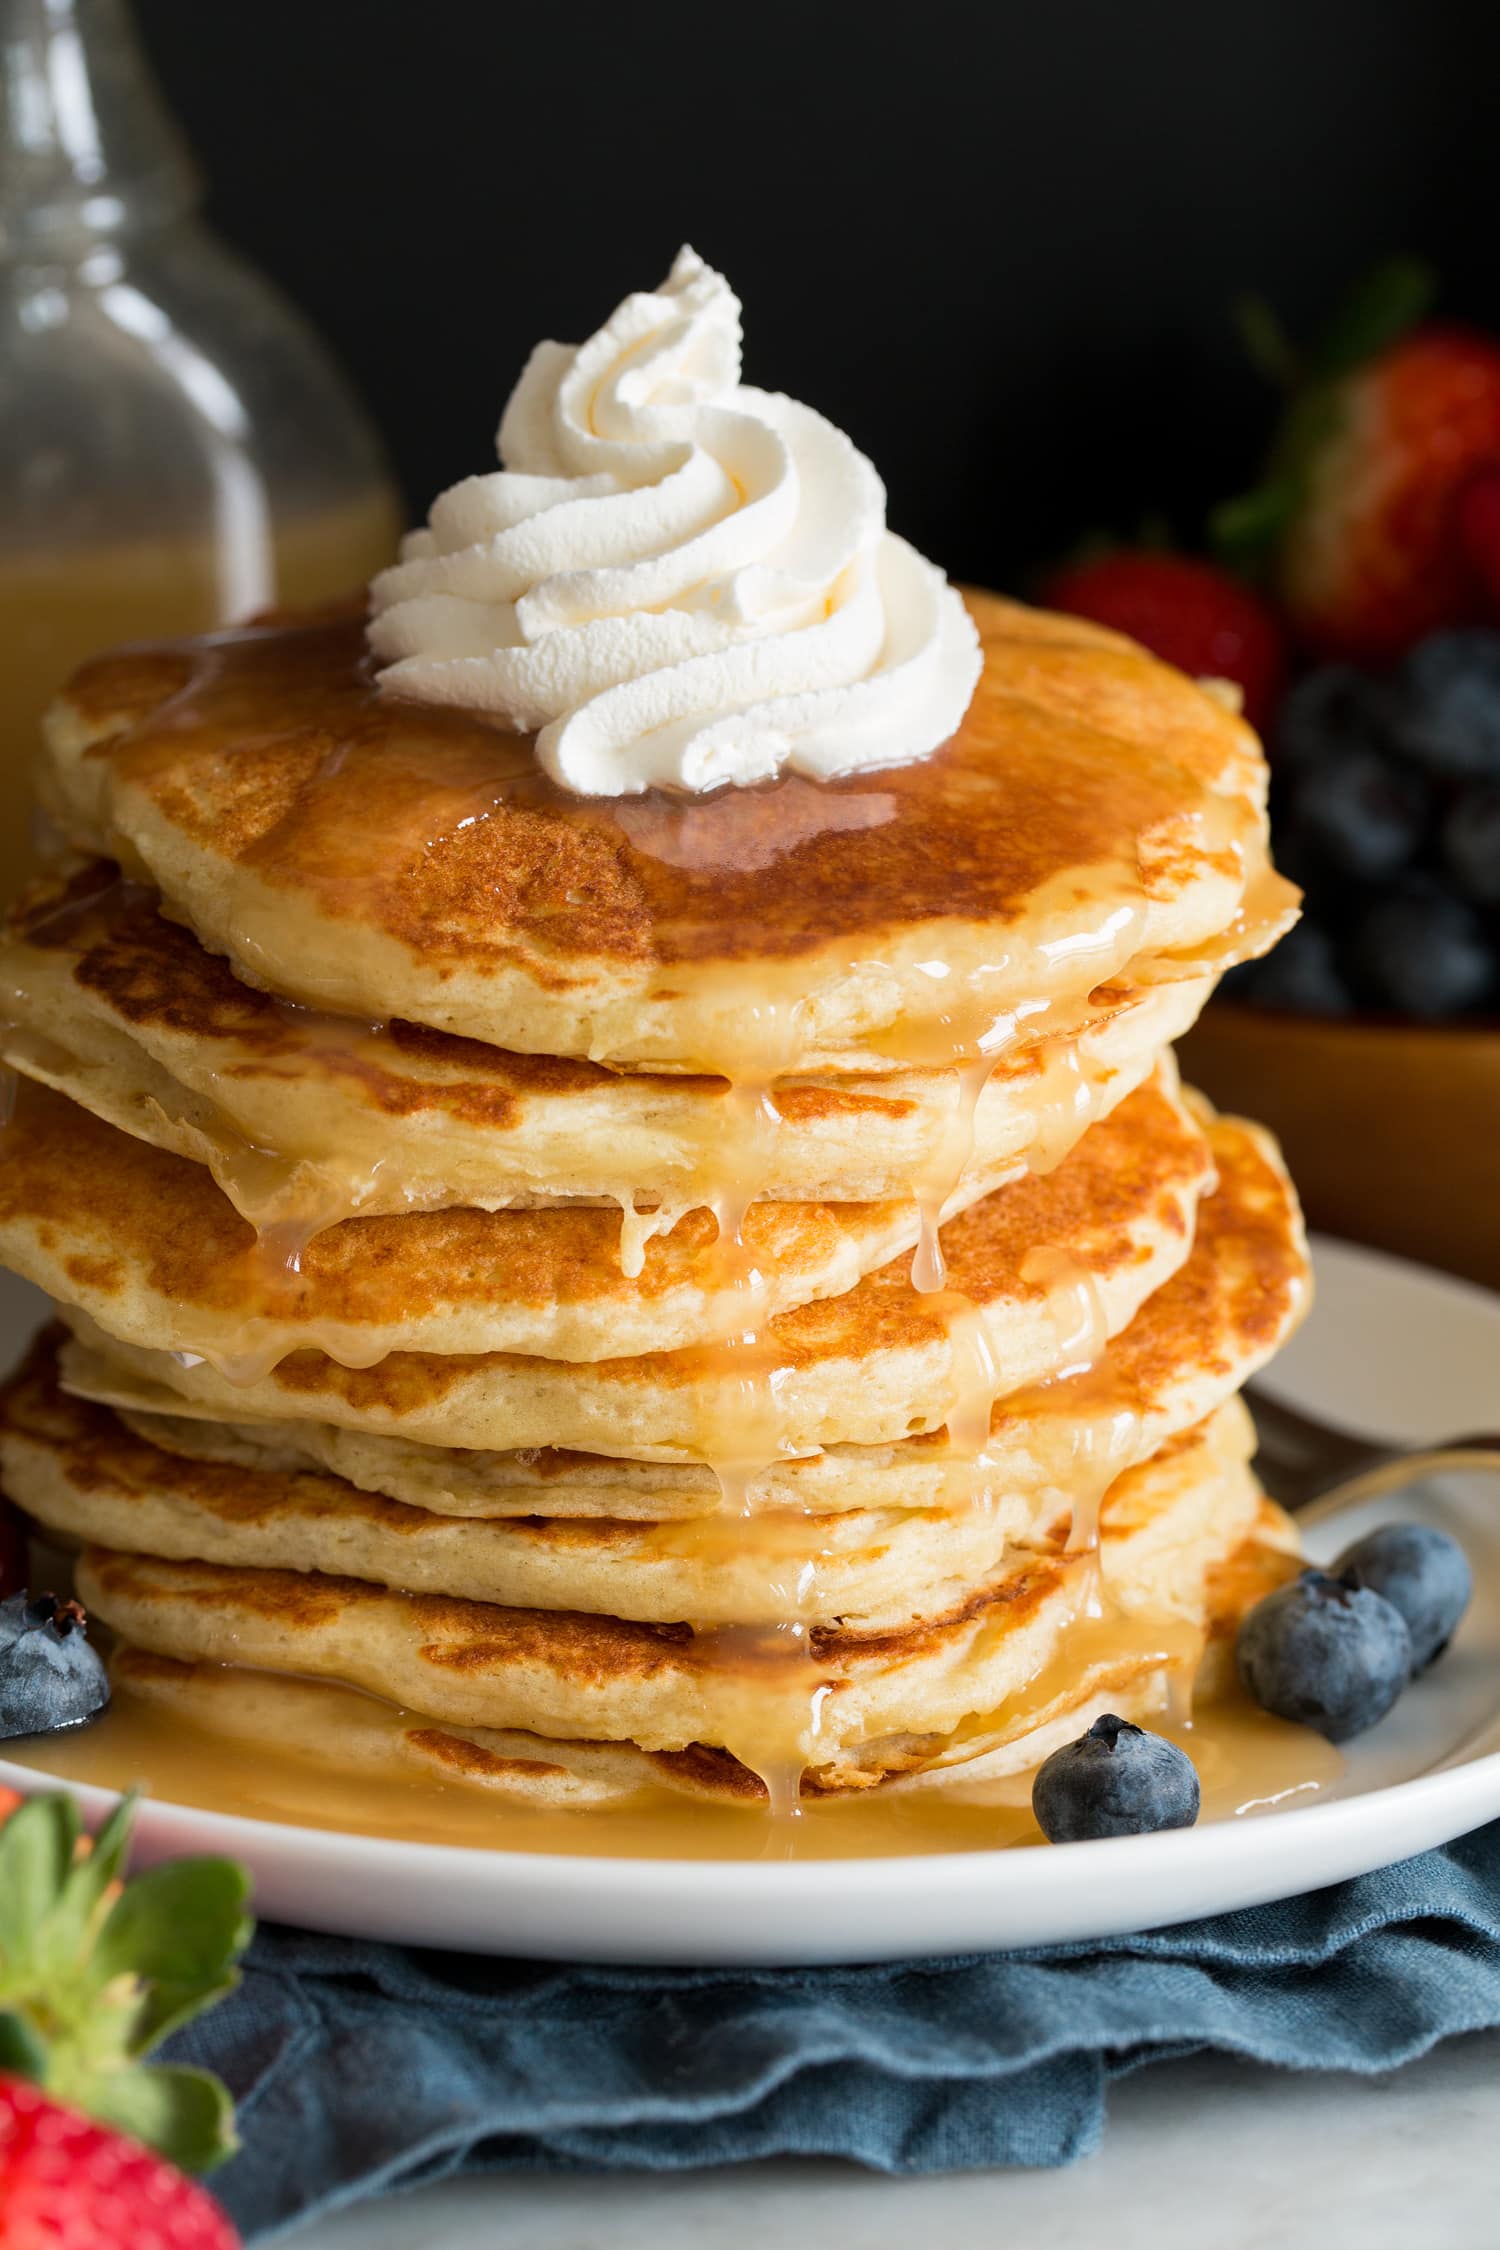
[1180,1002,1500,1293]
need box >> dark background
[135,0,1496,589]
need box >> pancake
[103,1504,1292,1814]
[73,1403,1265,1796]
[64,1106,1309,1527]
[33,1071,1216,1454]
[2,1341,1284,1639]
[0,861,1217,1238]
[2,1338,1036,1630]
[38,591,1291,1073]
[0,1076,1063,1369]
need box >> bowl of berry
[1045,265,1500,1292]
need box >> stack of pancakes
[0,588,1310,1812]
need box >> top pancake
[40,590,1284,1072]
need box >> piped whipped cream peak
[367,247,983,797]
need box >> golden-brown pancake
[0,1076,1065,1367]
[60,1105,1309,1528]
[72,1405,1266,1796]
[0,861,1217,1238]
[26,1071,1215,1451]
[1,1338,1033,1630]
[39,591,1292,1072]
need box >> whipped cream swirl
[367,247,982,796]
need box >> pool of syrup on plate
[4,1660,1342,1862]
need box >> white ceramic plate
[3,1238,1499,1966]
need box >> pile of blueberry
[1031,1520,1471,1844]
[1229,630,1500,1020]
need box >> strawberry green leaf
[0,1789,251,2174]
[1308,256,1435,381]
[83,1793,139,1895]
[1233,293,1301,390]
[33,1791,141,1974]
[1210,480,1300,572]
[0,1794,79,1976]
[91,1857,253,2051]
[0,2008,48,2081]
[85,2060,239,2176]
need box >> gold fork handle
[1293,1442,1500,1529]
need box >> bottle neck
[0,0,199,260]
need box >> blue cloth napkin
[170,1820,1500,2244]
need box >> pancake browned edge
[56,1105,1309,1528]
[0,1063,1208,1372]
[10,1071,1220,1456]
[104,1498,1300,1816]
[65,1407,1285,1804]
[2,1112,1310,1634]
[0,859,1224,1224]
[39,591,1293,1072]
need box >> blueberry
[1285,743,1427,881]
[1274,664,1402,775]
[1395,631,1500,780]
[1232,917,1353,1016]
[1333,1524,1473,1674]
[0,1593,109,1740]
[1031,1713,1200,1842]
[1236,1569,1411,1741]
[1352,883,1496,1018]
[1443,784,1500,906]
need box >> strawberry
[1042,550,1286,732]
[1216,263,1500,660]
[0,2076,240,2249]
[0,1791,250,2240]
[1455,461,1500,614]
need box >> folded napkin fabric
[170,1820,1500,2244]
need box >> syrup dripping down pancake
[0,1076,1049,1367]
[17,1107,1309,1623]
[0,861,1228,1232]
[70,1406,1269,1797]
[77,1104,1304,1528]
[16,1071,1214,1450]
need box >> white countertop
[286,2029,1500,2248]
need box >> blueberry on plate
[0,1593,110,1740]
[1236,1569,1411,1742]
[1285,742,1427,882]
[1231,916,1353,1017]
[1031,1713,1200,1842]
[1395,630,1500,779]
[1333,1523,1473,1674]
[1443,783,1500,906]
[1352,882,1496,1019]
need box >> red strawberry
[0,2078,240,2250]
[0,1794,250,2228]
[1042,550,1286,732]
[1455,460,1500,614]
[1275,325,1500,659]
[1216,266,1500,661]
